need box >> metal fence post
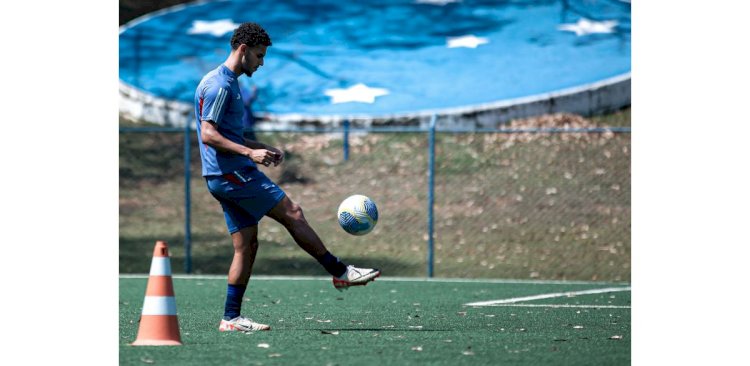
[184,121,193,274]
[343,119,350,161]
[427,114,436,278]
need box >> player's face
[241,45,267,77]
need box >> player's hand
[249,149,279,167]
[268,147,284,166]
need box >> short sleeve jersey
[194,65,258,176]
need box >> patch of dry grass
[120,110,630,280]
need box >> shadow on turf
[120,234,420,276]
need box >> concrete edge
[119,73,630,128]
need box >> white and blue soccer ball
[337,194,378,236]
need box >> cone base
[131,339,182,346]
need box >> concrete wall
[119,73,630,129]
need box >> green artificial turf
[120,276,630,365]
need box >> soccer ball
[337,194,378,235]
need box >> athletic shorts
[205,167,286,234]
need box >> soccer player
[194,22,380,332]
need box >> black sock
[317,251,347,277]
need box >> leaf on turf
[317,319,332,323]
[321,330,340,335]
[609,335,623,340]
[411,346,423,351]
[258,343,270,348]
[573,325,584,329]
[268,353,282,358]
[140,358,154,364]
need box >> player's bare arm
[201,120,278,166]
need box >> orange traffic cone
[132,241,183,346]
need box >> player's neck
[223,52,243,76]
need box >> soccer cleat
[219,316,271,332]
[333,265,381,291]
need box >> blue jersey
[194,65,257,176]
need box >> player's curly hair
[230,22,272,49]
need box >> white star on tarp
[187,19,240,37]
[447,35,489,48]
[324,83,389,104]
[558,18,618,36]
[415,0,461,5]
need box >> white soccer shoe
[333,265,381,291]
[219,316,271,332]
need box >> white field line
[464,287,631,307]
[118,274,629,286]
[482,304,631,309]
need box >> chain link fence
[120,121,630,281]
[433,130,630,281]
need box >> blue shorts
[205,167,286,234]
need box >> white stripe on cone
[142,296,177,315]
[149,257,172,276]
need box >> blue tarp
[119,0,630,117]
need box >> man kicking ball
[193,22,381,332]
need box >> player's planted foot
[333,265,381,291]
[219,316,271,332]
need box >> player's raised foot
[219,316,271,332]
[333,265,381,291]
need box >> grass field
[120,110,631,364]
[120,276,630,365]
